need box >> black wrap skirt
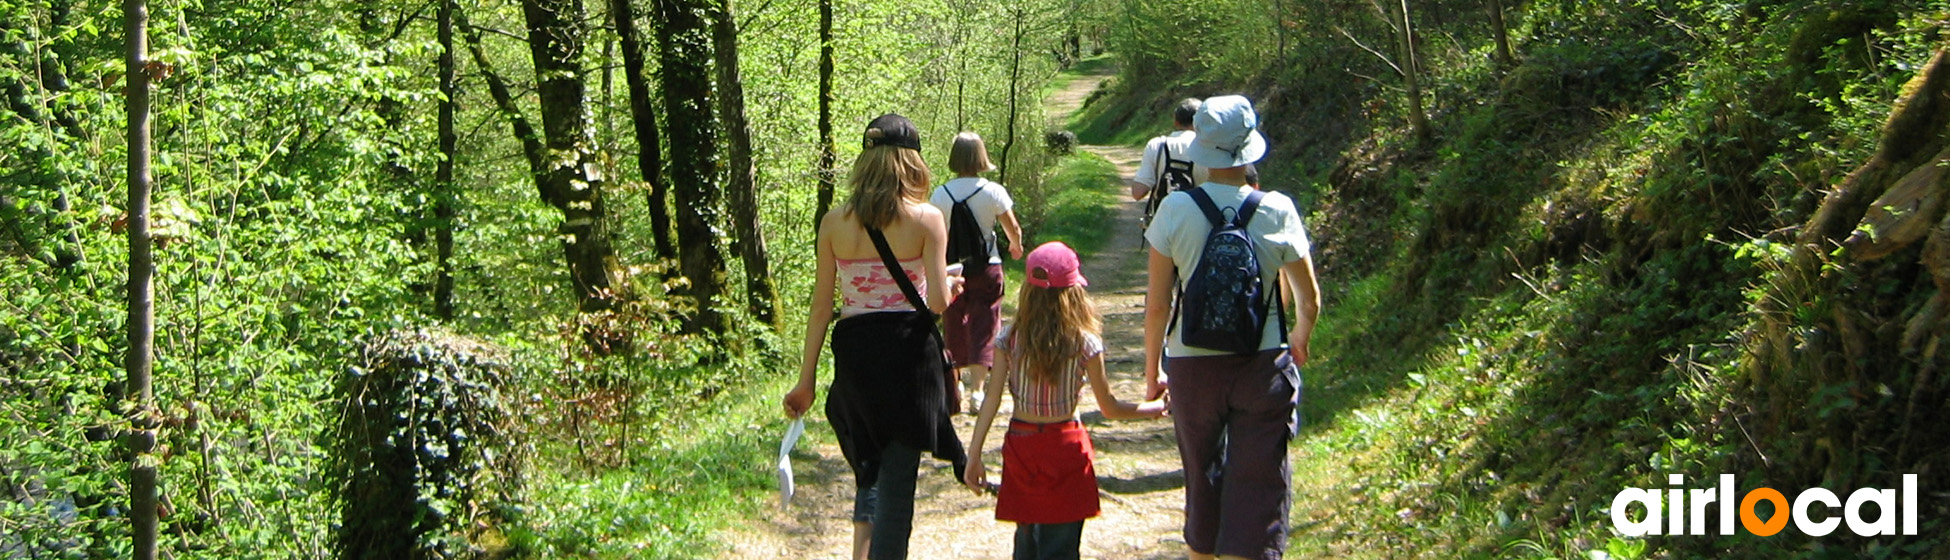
[826,310,968,487]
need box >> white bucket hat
[1185,95,1266,169]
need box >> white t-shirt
[1143,183,1312,357]
[929,177,1014,264]
[1134,130,1204,189]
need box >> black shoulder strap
[1150,141,1167,190]
[949,181,983,204]
[866,226,930,316]
[1235,190,1266,229]
[1186,186,1226,228]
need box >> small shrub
[326,329,525,560]
[1044,130,1078,155]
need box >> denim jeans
[850,441,921,560]
[1013,520,1085,560]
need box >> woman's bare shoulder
[906,200,945,225]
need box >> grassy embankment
[1064,4,1950,558]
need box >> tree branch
[1336,25,1403,77]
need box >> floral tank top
[837,256,926,316]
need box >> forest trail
[726,65,1191,560]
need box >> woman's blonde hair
[1012,282,1101,384]
[948,132,995,176]
[845,142,933,230]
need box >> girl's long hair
[845,142,933,230]
[1013,282,1101,384]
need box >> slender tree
[812,0,836,232]
[435,0,457,319]
[996,2,1058,181]
[1338,0,1430,144]
[656,0,728,332]
[611,0,676,257]
[997,3,1027,182]
[714,0,779,326]
[1398,0,1429,143]
[1487,0,1512,67]
[122,0,161,554]
[459,10,547,183]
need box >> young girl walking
[962,241,1168,560]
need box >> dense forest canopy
[3,0,1949,557]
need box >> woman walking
[930,132,1024,411]
[784,114,968,560]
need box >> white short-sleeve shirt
[1134,130,1203,188]
[929,177,1015,264]
[1143,183,1312,356]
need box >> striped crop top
[837,256,926,316]
[996,325,1104,418]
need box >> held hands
[1136,394,1170,419]
[1144,370,1169,401]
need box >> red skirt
[996,419,1100,524]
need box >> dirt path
[726,65,1185,560]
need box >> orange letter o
[1741,488,1790,536]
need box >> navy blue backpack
[1173,188,1286,355]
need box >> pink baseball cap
[1025,241,1087,289]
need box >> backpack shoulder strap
[865,226,931,317]
[1151,140,1169,188]
[1185,187,1227,229]
[949,182,983,204]
[1234,190,1266,229]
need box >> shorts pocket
[1274,353,1303,439]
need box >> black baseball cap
[863,113,923,151]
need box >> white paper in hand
[777,418,805,508]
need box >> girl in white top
[929,132,1025,412]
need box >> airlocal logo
[1610,474,1919,537]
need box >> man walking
[1141,95,1321,560]
[1132,98,1204,225]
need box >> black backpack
[1171,188,1286,355]
[1143,141,1198,224]
[943,183,991,267]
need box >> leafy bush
[325,330,525,560]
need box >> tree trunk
[459,10,548,181]
[1487,0,1512,67]
[122,0,160,554]
[521,0,628,314]
[435,0,458,319]
[813,0,837,232]
[997,6,1025,182]
[714,0,779,326]
[657,0,728,332]
[612,0,676,257]
[1399,0,1430,144]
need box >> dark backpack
[943,183,991,267]
[1172,188,1285,355]
[1143,140,1198,224]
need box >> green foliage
[1023,150,1120,254]
[325,329,524,560]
